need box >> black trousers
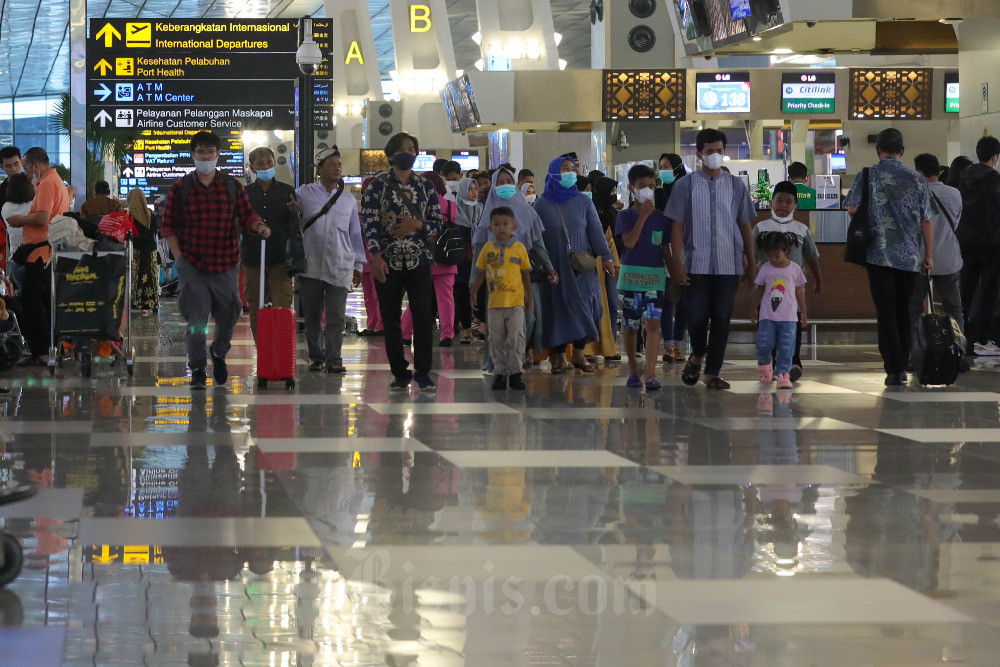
[375,264,434,379]
[867,265,917,375]
[453,282,472,331]
[685,275,741,376]
[21,260,51,358]
[959,254,1000,351]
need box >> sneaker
[776,373,793,389]
[789,364,803,383]
[390,375,412,391]
[974,341,1000,356]
[439,338,453,348]
[326,363,347,374]
[190,366,207,390]
[508,373,526,390]
[492,374,507,390]
[211,353,228,385]
[757,363,773,384]
[413,372,436,391]
[308,360,324,372]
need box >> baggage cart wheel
[80,351,92,378]
[257,378,268,390]
[284,378,295,390]
[126,361,134,376]
[0,533,23,587]
[48,364,55,376]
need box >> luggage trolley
[47,242,135,378]
[0,484,37,586]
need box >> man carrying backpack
[957,136,1000,355]
[162,131,270,389]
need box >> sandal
[572,360,596,373]
[705,377,731,390]
[681,359,701,386]
[551,362,566,375]
[644,378,662,391]
[626,375,643,388]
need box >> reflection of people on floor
[300,456,368,547]
[665,483,755,580]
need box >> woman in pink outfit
[358,176,383,336]
[401,171,458,346]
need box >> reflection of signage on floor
[84,544,164,564]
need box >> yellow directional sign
[125,22,152,48]
[93,58,112,75]
[95,23,121,48]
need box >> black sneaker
[390,375,412,391]
[402,339,412,346]
[308,360,324,372]
[492,374,507,390]
[190,365,208,390]
[211,353,228,385]
[414,372,436,391]
[789,364,802,383]
[439,337,453,347]
[508,373,526,390]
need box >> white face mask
[701,153,725,170]
[194,159,217,175]
[772,211,796,224]
[525,194,537,205]
[463,198,477,206]
[634,187,654,203]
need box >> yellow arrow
[93,58,112,75]
[95,23,122,48]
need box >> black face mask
[391,152,417,171]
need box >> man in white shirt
[296,146,366,373]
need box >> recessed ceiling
[0,0,593,100]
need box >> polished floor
[3,294,1000,665]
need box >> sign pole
[299,72,313,187]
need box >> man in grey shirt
[911,154,966,345]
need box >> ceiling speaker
[628,25,656,52]
[628,0,656,19]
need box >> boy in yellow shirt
[471,206,532,390]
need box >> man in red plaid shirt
[162,131,271,389]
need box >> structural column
[326,0,384,150]
[388,0,467,149]
[70,0,87,209]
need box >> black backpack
[434,200,466,265]
[957,174,1000,255]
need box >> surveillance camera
[704,54,713,60]
[296,39,323,75]
[806,21,816,28]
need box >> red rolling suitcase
[256,239,297,390]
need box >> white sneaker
[974,341,1000,356]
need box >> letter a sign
[345,40,364,65]
[410,5,432,33]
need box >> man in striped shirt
[665,129,757,390]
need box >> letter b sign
[410,5,431,33]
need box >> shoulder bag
[930,191,957,233]
[557,204,598,273]
[286,183,344,277]
[844,167,872,266]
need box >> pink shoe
[776,373,793,389]
[757,363,773,384]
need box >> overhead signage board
[945,71,960,113]
[696,72,751,114]
[781,72,836,114]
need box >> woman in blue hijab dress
[535,157,615,374]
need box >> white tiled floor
[0,488,83,519]
[877,428,1000,442]
[78,517,322,547]
[365,402,520,415]
[521,407,669,419]
[438,450,639,468]
[648,464,871,486]
[691,417,867,431]
[254,436,431,453]
[904,488,1000,503]
[723,380,861,394]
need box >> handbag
[286,184,344,277]
[527,246,548,283]
[844,167,871,266]
[556,204,598,273]
[434,201,465,265]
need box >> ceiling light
[526,40,542,59]
[455,69,463,78]
[752,35,762,42]
[553,32,563,46]
[558,59,567,70]
[939,18,964,25]
[474,59,484,71]
[471,32,482,45]
[772,48,793,55]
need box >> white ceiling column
[326,0,384,149]
[388,0,466,149]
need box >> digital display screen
[413,152,436,172]
[696,72,751,113]
[676,1,701,39]
[451,151,480,171]
[945,72,959,113]
[440,74,482,133]
[830,154,847,171]
[781,72,836,114]
[729,0,752,20]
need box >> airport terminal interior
[4,0,1000,664]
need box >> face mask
[30,174,40,186]
[495,184,517,199]
[255,167,275,182]
[559,172,578,189]
[772,211,796,224]
[391,152,417,171]
[463,198,478,206]
[194,159,217,175]
[582,191,593,199]
[525,194,537,205]
[659,169,676,185]
[445,180,460,193]
[701,153,725,171]
[634,187,654,203]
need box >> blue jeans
[661,289,687,343]
[756,319,797,375]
